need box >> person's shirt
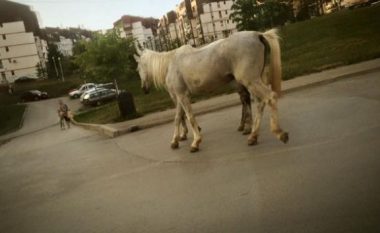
[59,104,69,113]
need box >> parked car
[14,76,36,83]
[81,88,118,106]
[68,83,96,98]
[80,87,108,102]
[20,90,48,102]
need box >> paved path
[0,71,379,233]
[0,96,81,141]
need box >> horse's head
[134,44,150,94]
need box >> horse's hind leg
[248,97,265,145]
[178,94,202,153]
[246,81,289,145]
[237,84,252,135]
[170,103,182,149]
[179,109,188,141]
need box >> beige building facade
[0,21,45,83]
[200,0,237,43]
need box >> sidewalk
[73,58,380,138]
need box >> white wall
[0,21,25,34]
[0,32,35,47]
[0,21,42,83]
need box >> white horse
[134,29,289,152]
[135,44,253,137]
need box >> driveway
[0,71,379,233]
[0,96,81,141]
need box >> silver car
[81,88,118,106]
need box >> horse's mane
[143,50,176,89]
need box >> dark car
[20,90,49,102]
[14,76,36,83]
[81,88,117,106]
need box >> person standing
[58,100,71,130]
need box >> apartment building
[200,0,237,43]
[170,0,237,46]
[157,11,181,50]
[175,0,200,46]
[0,21,43,83]
[114,15,158,49]
[35,36,48,66]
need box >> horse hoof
[237,125,244,132]
[248,135,258,146]
[280,132,289,144]
[171,142,179,149]
[190,147,199,153]
[179,135,187,141]
[243,128,251,135]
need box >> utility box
[118,91,137,118]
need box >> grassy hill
[281,5,380,80]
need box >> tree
[230,0,294,31]
[230,0,260,31]
[46,43,63,79]
[73,30,138,84]
[258,0,294,28]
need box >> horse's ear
[133,54,140,63]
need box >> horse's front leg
[178,95,202,153]
[246,81,289,145]
[170,103,182,149]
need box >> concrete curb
[74,59,380,138]
[18,104,28,130]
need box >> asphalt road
[0,71,379,233]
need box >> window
[5,46,9,52]
[225,10,228,15]
[219,11,222,18]
[11,70,15,76]
[0,60,3,69]
[2,34,5,40]
[227,20,230,24]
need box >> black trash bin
[118,91,137,118]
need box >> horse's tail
[260,28,282,96]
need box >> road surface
[0,71,379,233]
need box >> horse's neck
[146,51,175,88]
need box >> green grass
[0,105,26,136]
[76,6,380,124]
[281,6,380,80]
